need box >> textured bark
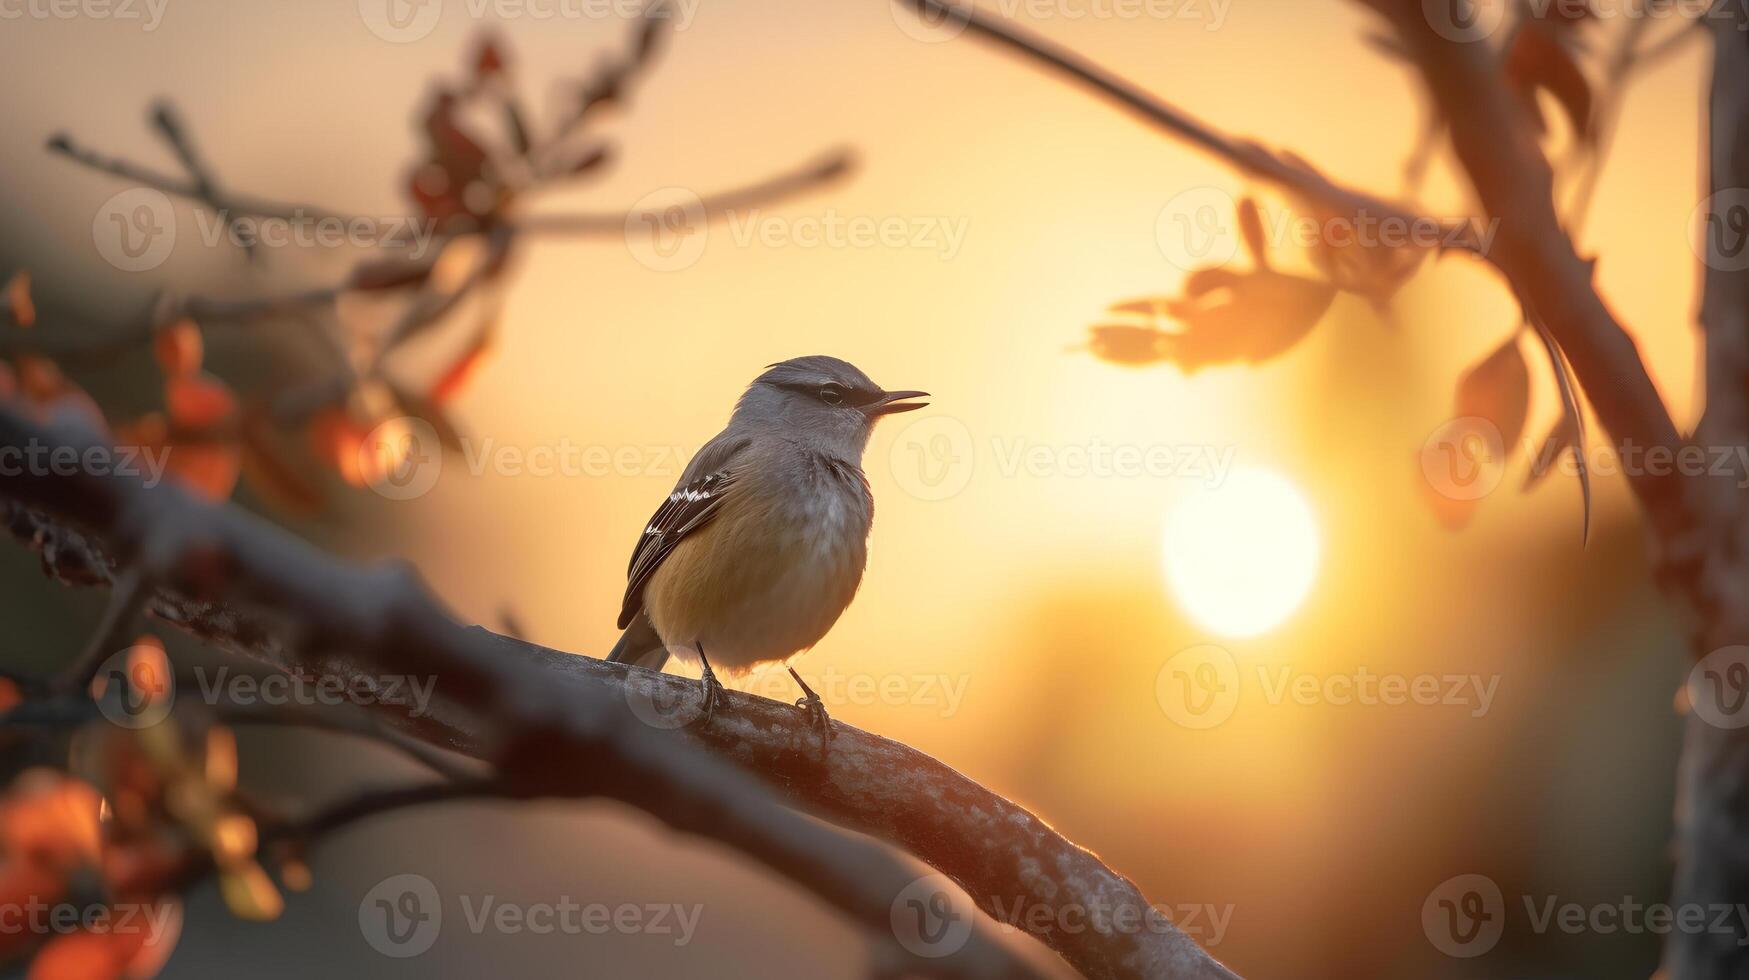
[0,421,1236,980]
[1663,10,1749,979]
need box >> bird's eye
[818,385,845,405]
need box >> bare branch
[0,406,1235,980]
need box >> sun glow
[1163,467,1321,638]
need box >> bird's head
[733,355,928,456]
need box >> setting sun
[1163,466,1322,638]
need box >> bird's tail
[606,611,670,671]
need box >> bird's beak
[866,390,930,416]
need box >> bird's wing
[616,435,750,629]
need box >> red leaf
[152,319,203,378]
[1456,336,1531,452]
[165,373,238,432]
[474,35,507,79]
[429,320,497,404]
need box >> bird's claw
[788,666,835,755]
[697,662,726,726]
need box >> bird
[606,355,928,742]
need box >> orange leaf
[151,320,202,378]
[0,678,20,714]
[165,374,237,433]
[27,931,129,980]
[429,323,496,405]
[306,407,370,487]
[164,443,241,501]
[1158,266,1337,371]
[1457,336,1531,452]
[1085,324,1169,366]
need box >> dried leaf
[1456,336,1531,452]
[165,373,238,433]
[429,317,497,405]
[219,862,283,922]
[151,319,203,378]
[474,34,506,80]
[27,930,129,980]
[383,380,465,453]
[1151,266,1338,372]
[305,407,371,488]
[1084,324,1169,366]
[1415,452,1479,531]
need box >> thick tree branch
[900,0,1686,538]
[1359,0,1687,533]
[0,407,1236,980]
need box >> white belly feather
[643,458,871,674]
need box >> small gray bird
[606,356,928,738]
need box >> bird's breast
[643,456,872,672]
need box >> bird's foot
[788,666,835,755]
[697,658,727,726]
